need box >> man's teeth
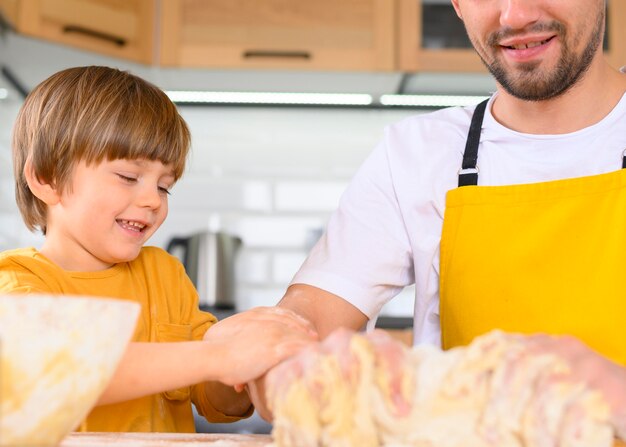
[509,38,550,50]
[120,220,146,231]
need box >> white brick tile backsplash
[234,216,326,248]
[234,286,286,311]
[378,285,415,317]
[0,178,16,212]
[0,213,45,251]
[275,181,347,211]
[237,250,271,285]
[169,178,272,212]
[242,181,273,211]
[272,251,308,284]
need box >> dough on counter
[266,329,616,447]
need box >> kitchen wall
[0,33,496,317]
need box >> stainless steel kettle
[166,231,242,309]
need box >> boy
[0,66,316,432]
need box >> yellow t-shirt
[0,246,248,432]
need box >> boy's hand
[202,307,318,387]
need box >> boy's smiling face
[41,158,175,271]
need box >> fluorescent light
[164,90,491,108]
[0,88,7,100]
[165,90,373,106]
[380,94,490,108]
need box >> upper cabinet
[3,0,156,64]
[159,0,396,71]
[0,0,19,25]
[397,0,485,73]
[2,0,625,73]
[606,0,626,71]
[397,0,626,74]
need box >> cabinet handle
[243,50,311,60]
[62,25,126,47]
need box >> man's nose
[500,0,541,30]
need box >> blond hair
[12,66,190,234]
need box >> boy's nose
[137,185,163,209]
[500,0,541,29]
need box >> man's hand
[525,334,626,439]
[202,306,318,387]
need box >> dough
[266,330,616,447]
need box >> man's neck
[490,59,626,135]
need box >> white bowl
[0,295,140,446]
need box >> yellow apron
[439,100,626,365]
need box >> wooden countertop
[61,433,271,446]
[61,433,625,446]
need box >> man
[271,0,626,433]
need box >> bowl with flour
[0,294,139,446]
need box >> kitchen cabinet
[0,0,18,26]
[159,0,396,71]
[5,0,155,64]
[397,0,485,73]
[398,0,626,73]
[3,0,623,74]
[606,0,626,71]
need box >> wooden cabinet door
[0,0,19,26]
[15,0,155,64]
[397,0,485,73]
[400,0,624,75]
[606,0,626,71]
[160,0,395,71]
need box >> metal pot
[166,231,242,309]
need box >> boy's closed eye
[158,185,172,196]
[116,173,138,184]
[115,173,172,196]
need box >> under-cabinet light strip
[165,90,373,106]
[380,94,490,108]
[164,90,491,108]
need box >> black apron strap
[458,99,489,187]
[622,149,626,169]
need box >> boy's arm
[98,307,317,406]
[97,341,214,405]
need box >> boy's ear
[451,0,462,19]
[23,159,61,205]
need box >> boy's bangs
[103,116,189,180]
[80,91,190,180]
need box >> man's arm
[278,284,369,339]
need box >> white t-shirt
[291,93,626,347]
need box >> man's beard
[473,11,604,101]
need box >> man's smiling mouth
[506,37,554,50]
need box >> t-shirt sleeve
[191,382,254,423]
[291,129,415,319]
[0,252,56,294]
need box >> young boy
[0,66,316,432]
